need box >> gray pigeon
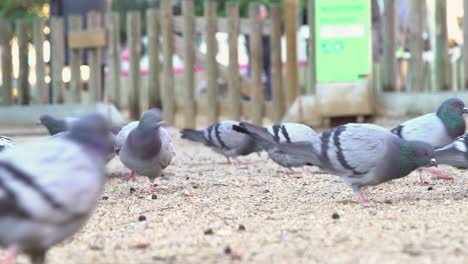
[233,122,318,172]
[0,137,14,153]
[39,115,78,135]
[236,122,437,203]
[435,133,468,168]
[391,98,468,183]
[116,109,174,192]
[0,114,112,264]
[180,120,262,165]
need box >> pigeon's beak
[430,158,438,167]
[463,107,468,113]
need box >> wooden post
[382,0,397,91]
[147,9,161,110]
[249,3,264,125]
[106,12,121,107]
[161,0,175,124]
[271,4,284,123]
[432,0,448,91]
[17,19,29,105]
[463,0,468,89]
[50,17,65,103]
[33,17,48,104]
[227,2,241,121]
[69,15,82,103]
[284,0,299,108]
[127,11,141,120]
[307,0,316,94]
[182,1,196,128]
[87,11,103,101]
[205,1,218,123]
[408,0,424,92]
[0,21,13,105]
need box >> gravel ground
[0,121,467,264]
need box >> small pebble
[331,212,340,219]
[453,190,467,200]
[135,243,150,249]
[427,186,434,191]
[204,228,214,235]
[138,215,147,221]
[238,224,246,231]
[384,200,392,204]
[151,194,158,200]
[130,187,136,193]
[224,246,232,255]
[89,245,103,251]
[257,187,270,193]
[101,196,109,200]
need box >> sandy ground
[0,121,467,264]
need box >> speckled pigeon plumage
[117,109,174,192]
[236,122,437,203]
[0,114,112,264]
[0,137,14,153]
[435,133,468,168]
[180,120,262,165]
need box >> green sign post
[315,0,371,83]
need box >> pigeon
[180,120,262,165]
[39,115,78,136]
[116,109,174,192]
[233,122,318,172]
[0,114,112,264]
[235,122,437,203]
[391,98,468,184]
[0,137,14,153]
[435,134,468,168]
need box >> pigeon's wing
[265,123,317,143]
[158,127,174,169]
[204,121,249,150]
[435,134,468,168]
[0,136,14,152]
[391,113,452,148]
[115,121,139,151]
[0,138,103,224]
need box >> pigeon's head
[139,108,164,130]
[401,140,437,168]
[438,98,468,116]
[69,114,113,157]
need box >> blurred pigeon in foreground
[233,122,318,172]
[116,109,174,192]
[0,137,14,153]
[391,98,468,184]
[0,114,112,264]
[39,115,78,135]
[180,120,262,165]
[236,122,437,204]
[435,134,468,168]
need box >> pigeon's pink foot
[124,171,136,181]
[226,157,232,165]
[413,180,433,186]
[424,167,453,180]
[356,192,370,204]
[234,158,247,166]
[146,184,156,193]
[2,246,16,264]
[302,166,312,173]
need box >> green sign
[315,0,371,83]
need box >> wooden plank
[127,11,142,119]
[270,4,284,123]
[182,1,196,128]
[147,9,161,110]
[205,1,218,124]
[33,17,48,104]
[87,11,103,102]
[17,19,29,105]
[432,0,449,91]
[0,21,13,105]
[69,15,83,103]
[463,0,468,89]
[408,0,424,92]
[382,0,397,91]
[106,12,121,107]
[249,3,264,125]
[173,16,271,35]
[307,0,316,94]
[227,2,241,121]
[284,0,299,108]
[161,0,176,124]
[50,17,65,103]
[68,29,107,49]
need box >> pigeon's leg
[1,246,17,264]
[146,184,156,193]
[287,167,297,173]
[233,158,247,166]
[124,171,136,181]
[414,169,433,186]
[423,167,454,180]
[302,166,312,173]
[226,157,232,165]
[352,186,369,204]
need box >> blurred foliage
[0,0,48,24]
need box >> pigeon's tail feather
[435,146,468,168]
[232,123,275,150]
[180,129,208,144]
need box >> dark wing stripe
[214,123,228,149]
[280,125,291,143]
[0,176,31,218]
[272,124,281,142]
[391,125,404,138]
[333,126,367,175]
[320,129,332,167]
[207,125,214,145]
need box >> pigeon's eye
[422,151,428,157]
[453,102,460,108]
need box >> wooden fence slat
[127,11,141,120]
[105,12,121,107]
[33,17,47,104]
[0,21,13,105]
[17,19,29,105]
[408,0,424,92]
[270,4,284,123]
[50,17,65,103]
[382,0,397,91]
[87,11,103,102]
[182,1,196,128]
[161,0,176,124]
[307,0,316,94]
[147,9,161,110]
[464,0,468,90]
[69,15,83,103]
[173,16,271,35]
[227,2,241,121]
[433,0,449,91]
[285,0,299,108]
[205,1,218,124]
[249,3,264,125]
